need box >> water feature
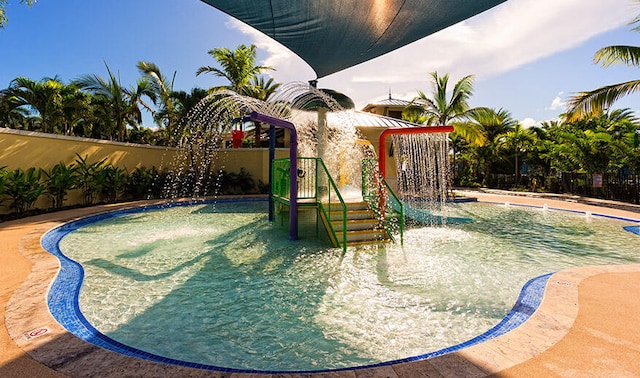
[389,130,453,228]
[46,199,640,372]
[392,132,450,202]
[161,82,369,201]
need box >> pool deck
[2,191,640,377]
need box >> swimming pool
[43,199,640,373]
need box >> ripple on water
[57,201,640,371]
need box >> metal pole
[250,111,298,240]
[268,124,275,222]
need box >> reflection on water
[59,201,640,371]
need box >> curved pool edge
[455,263,640,374]
[40,198,553,374]
[3,196,640,377]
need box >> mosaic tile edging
[42,199,551,374]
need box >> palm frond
[565,79,640,121]
[452,121,487,146]
[594,45,640,67]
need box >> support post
[250,111,298,240]
[268,124,275,222]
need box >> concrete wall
[0,128,177,172]
[0,128,289,213]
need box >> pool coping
[3,193,640,376]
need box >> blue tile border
[42,198,551,374]
[623,225,640,236]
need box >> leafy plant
[99,165,128,203]
[0,166,6,195]
[42,161,78,209]
[2,167,45,215]
[216,168,256,195]
[125,166,166,200]
[74,153,107,205]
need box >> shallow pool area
[43,199,640,373]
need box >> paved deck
[2,192,640,377]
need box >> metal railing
[272,158,291,199]
[362,159,404,244]
[272,157,348,252]
[316,158,347,252]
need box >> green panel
[200,0,508,78]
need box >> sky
[1,0,639,128]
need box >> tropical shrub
[74,154,107,205]
[2,167,45,215]
[0,166,6,192]
[99,165,128,203]
[42,161,78,209]
[216,168,256,195]
[125,166,163,200]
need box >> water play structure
[245,106,474,250]
[244,109,461,250]
[154,79,470,251]
[378,126,454,178]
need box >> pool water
[54,200,640,371]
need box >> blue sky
[1,0,638,127]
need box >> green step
[331,218,379,231]
[335,229,390,244]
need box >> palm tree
[5,76,66,133]
[405,71,478,126]
[170,87,209,120]
[196,44,274,93]
[242,76,281,101]
[242,76,281,147]
[566,11,640,121]
[449,120,487,184]
[498,123,535,186]
[0,91,30,128]
[124,77,157,134]
[468,108,517,185]
[0,0,36,28]
[603,109,640,173]
[59,85,92,136]
[196,44,280,149]
[75,64,155,141]
[137,61,178,139]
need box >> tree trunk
[254,121,262,148]
[514,150,519,187]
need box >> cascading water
[161,82,372,201]
[391,132,452,224]
[160,89,285,199]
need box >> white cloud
[520,118,538,128]
[548,93,566,111]
[228,0,633,108]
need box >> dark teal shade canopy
[200,0,508,78]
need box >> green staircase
[325,201,391,246]
[272,157,402,252]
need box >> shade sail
[200,0,508,78]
